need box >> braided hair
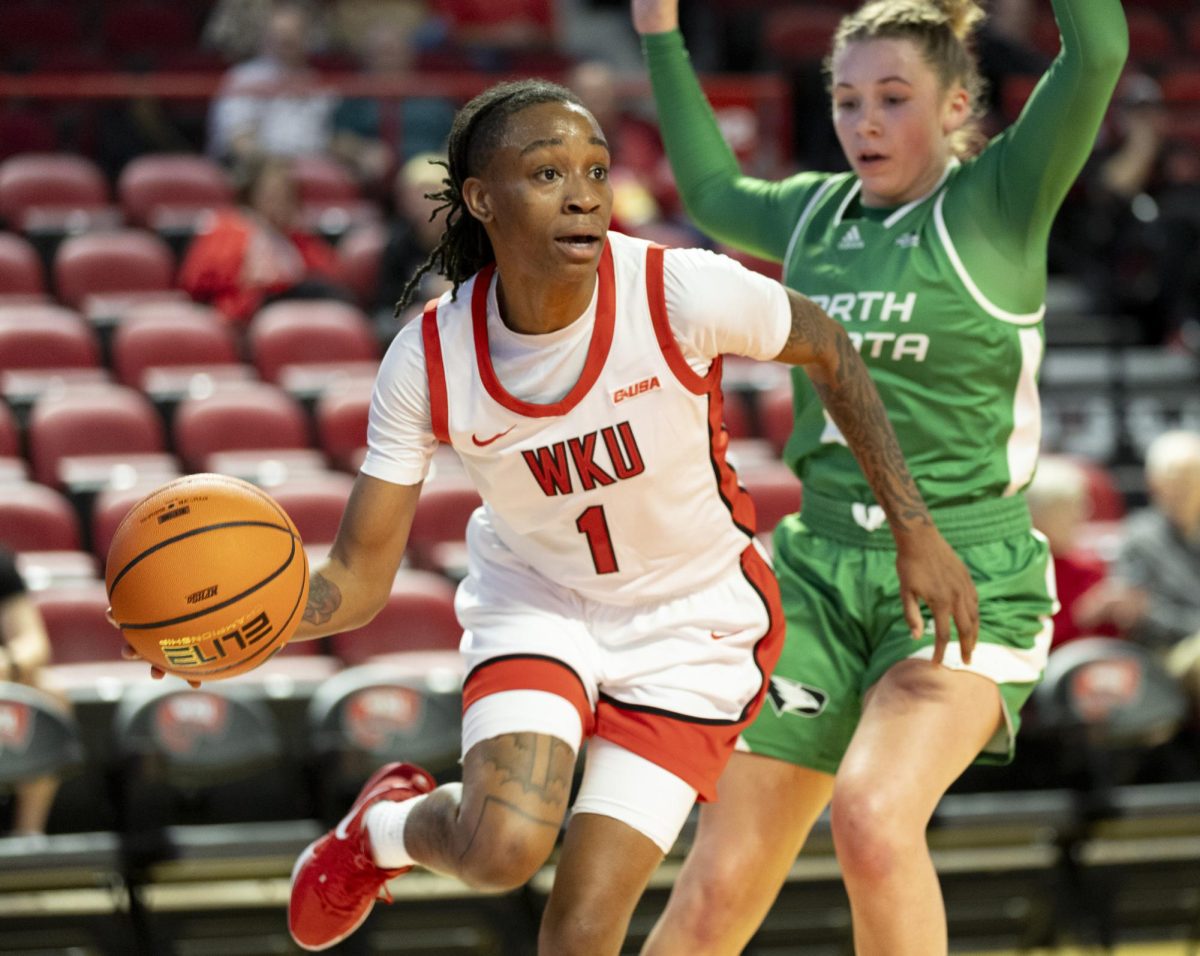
[396,78,586,314]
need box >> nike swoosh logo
[710,630,739,640]
[471,426,515,447]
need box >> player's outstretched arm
[631,0,677,35]
[292,473,423,642]
[774,290,980,663]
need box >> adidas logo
[838,225,864,251]
[896,232,920,249]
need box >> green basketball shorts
[741,492,1056,775]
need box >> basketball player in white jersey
[266,78,974,952]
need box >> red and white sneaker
[289,762,435,951]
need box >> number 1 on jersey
[576,505,618,574]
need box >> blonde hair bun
[933,0,986,40]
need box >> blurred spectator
[203,0,274,63]
[1080,73,1200,347]
[1079,432,1200,700]
[1028,456,1121,651]
[1146,141,1200,352]
[179,155,347,325]
[207,1,336,166]
[375,152,451,328]
[975,0,1048,133]
[0,547,62,836]
[329,13,455,191]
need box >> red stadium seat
[336,222,388,310]
[1125,9,1178,61]
[269,472,356,547]
[721,388,754,441]
[331,570,461,665]
[314,377,373,472]
[27,382,175,488]
[111,302,242,388]
[739,459,802,534]
[291,156,378,234]
[0,398,21,460]
[247,300,379,386]
[90,484,159,564]
[1052,454,1127,523]
[761,5,845,65]
[1161,68,1200,107]
[53,229,176,311]
[103,3,198,60]
[0,398,26,481]
[0,109,59,163]
[0,4,85,57]
[0,154,110,230]
[0,307,101,370]
[758,384,795,458]
[292,155,361,205]
[31,583,120,665]
[117,154,234,229]
[1034,9,1175,59]
[172,381,313,472]
[0,481,83,552]
[406,476,483,574]
[0,232,46,297]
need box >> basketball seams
[108,519,295,598]
[115,526,300,629]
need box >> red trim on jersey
[462,655,596,737]
[594,544,785,803]
[645,244,718,395]
[470,242,616,418]
[710,383,757,534]
[645,243,754,531]
[421,298,450,444]
[740,543,786,718]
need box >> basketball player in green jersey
[632,0,1127,952]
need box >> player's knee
[658,852,760,945]
[829,783,907,883]
[455,821,556,892]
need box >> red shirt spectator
[180,155,339,324]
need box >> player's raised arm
[631,0,677,34]
[293,473,422,641]
[774,288,979,662]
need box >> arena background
[0,0,1198,952]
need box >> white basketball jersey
[422,232,757,605]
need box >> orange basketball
[105,473,310,681]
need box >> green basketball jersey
[778,164,1045,507]
[643,0,1127,511]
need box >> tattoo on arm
[302,572,342,625]
[792,299,932,532]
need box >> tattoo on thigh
[487,733,574,798]
[457,735,574,861]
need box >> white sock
[364,794,429,869]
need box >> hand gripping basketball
[105,474,310,682]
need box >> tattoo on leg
[303,572,342,625]
[457,734,574,861]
